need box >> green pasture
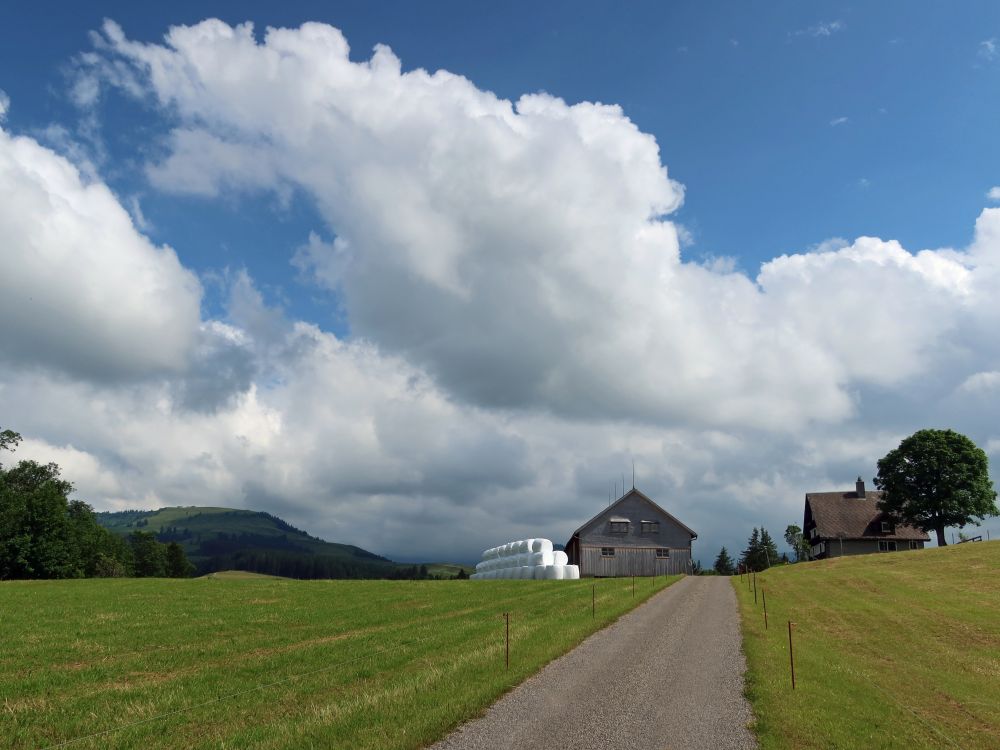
[0,574,678,749]
[734,541,1000,749]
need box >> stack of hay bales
[469,538,580,580]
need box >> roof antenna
[622,473,626,497]
[632,460,635,490]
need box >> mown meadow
[734,541,1000,749]
[1,573,678,749]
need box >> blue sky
[5,1,1000,324]
[2,2,1000,562]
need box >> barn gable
[565,488,697,576]
[570,488,697,547]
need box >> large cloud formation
[0,121,202,379]
[3,19,1000,562]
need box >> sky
[2,1,1000,563]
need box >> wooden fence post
[788,621,796,689]
[762,589,768,630]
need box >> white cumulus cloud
[0,123,202,379]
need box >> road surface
[428,576,757,750]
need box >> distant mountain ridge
[95,506,445,579]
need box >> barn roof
[805,491,930,541]
[568,488,698,540]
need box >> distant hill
[96,506,455,580]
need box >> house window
[878,540,897,552]
[655,548,669,558]
[880,521,894,534]
[909,541,922,550]
[609,520,629,533]
[601,547,615,557]
[641,521,660,534]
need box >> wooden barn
[565,488,697,577]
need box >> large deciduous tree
[875,429,998,546]
[0,427,133,579]
[784,524,810,562]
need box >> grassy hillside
[96,507,420,578]
[734,541,1000,749]
[0,574,678,749]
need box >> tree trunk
[935,525,947,546]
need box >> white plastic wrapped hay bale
[550,565,566,580]
[565,565,580,579]
[531,539,553,554]
[528,551,554,566]
[518,540,529,553]
[540,564,558,579]
[520,566,533,579]
[553,551,568,566]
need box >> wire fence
[739,571,963,750]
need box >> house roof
[805,491,930,541]
[568,488,698,541]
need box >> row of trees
[712,526,782,575]
[0,429,193,579]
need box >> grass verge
[0,574,678,749]
[733,541,1000,749]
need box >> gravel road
[428,576,757,750]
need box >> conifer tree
[713,546,735,575]
[759,528,779,568]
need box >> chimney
[856,476,866,498]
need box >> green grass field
[0,574,678,749]
[734,541,1000,749]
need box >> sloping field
[734,541,1000,749]
[0,574,678,749]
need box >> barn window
[609,518,629,533]
[909,540,922,550]
[655,548,669,558]
[880,521,894,534]
[641,520,659,534]
[809,527,818,539]
[878,540,897,552]
[601,547,615,557]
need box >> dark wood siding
[581,545,691,576]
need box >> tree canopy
[0,426,191,579]
[875,428,998,546]
[713,546,735,575]
[784,524,810,562]
[740,527,779,572]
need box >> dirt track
[428,576,757,750]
